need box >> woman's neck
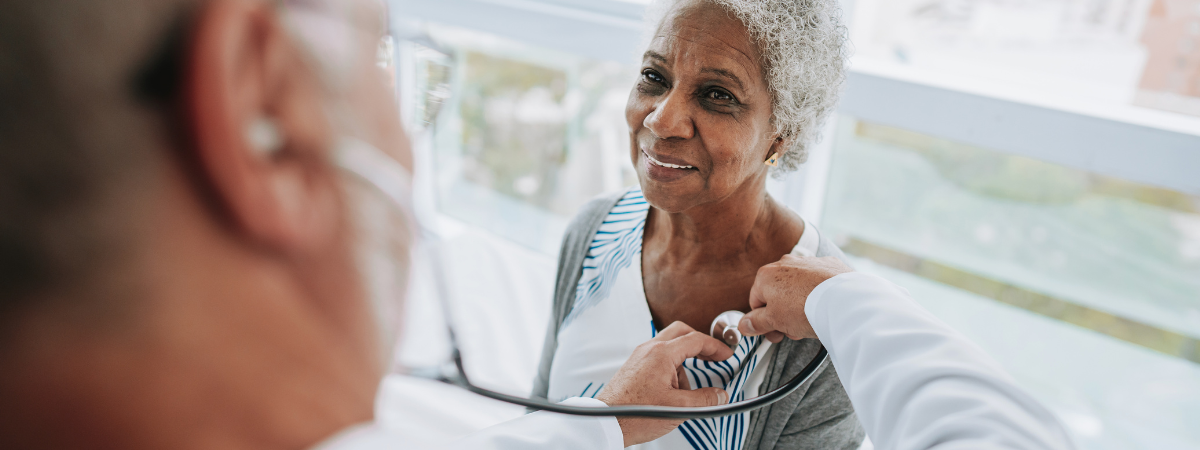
[645,182,793,265]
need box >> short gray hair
[645,0,848,173]
[0,0,195,311]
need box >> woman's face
[627,0,781,212]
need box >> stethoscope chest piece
[710,311,746,349]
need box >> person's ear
[183,0,341,253]
[766,135,792,165]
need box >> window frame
[390,0,1200,205]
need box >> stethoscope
[429,307,828,419]
[336,98,830,421]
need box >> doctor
[0,1,1074,450]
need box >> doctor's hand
[595,321,734,447]
[739,255,853,343]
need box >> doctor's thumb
[740,311,787,343]
[677,387,729,407]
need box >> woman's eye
[642,70,665,84]
[706,89,734,102]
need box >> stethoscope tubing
[407,213,830,419]
[439,345,830,419]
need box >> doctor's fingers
[746,285,786,345]
[748,256,808,309]
[739,305,802,342]
[748,268,771,310]
[667,386,729,408]
[743,266,809,340]
[744,261,793,329]
[676,364,692,390]
[654,331,735,363]
[652,321,701,342]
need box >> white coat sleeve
[313,397,624,450]
[805,272,1075,450]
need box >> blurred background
[379,1,1200,449]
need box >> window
[849,0,1200,119]
[822,116,1200,448]
[405,24,637,253]
[390,0,1200,448]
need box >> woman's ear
[765,135,791,165]
[182,0,342,254]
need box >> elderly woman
[531,0,862,448]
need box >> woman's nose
[644,92,694,140]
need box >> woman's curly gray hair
[645,0,848,174]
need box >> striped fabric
[653,325,764,450]
[560,187,765,450]
[563,189,650,327]
[680,337,763,450]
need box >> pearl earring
[246,117,284,156]
[765,152,780,167]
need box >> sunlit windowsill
[849,55,1200,138]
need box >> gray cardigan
[531,192,865,449]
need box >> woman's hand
[738,255,853,343]
[596,321,733,447]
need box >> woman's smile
[641,148,698,182]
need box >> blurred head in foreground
[0,0,413,448]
